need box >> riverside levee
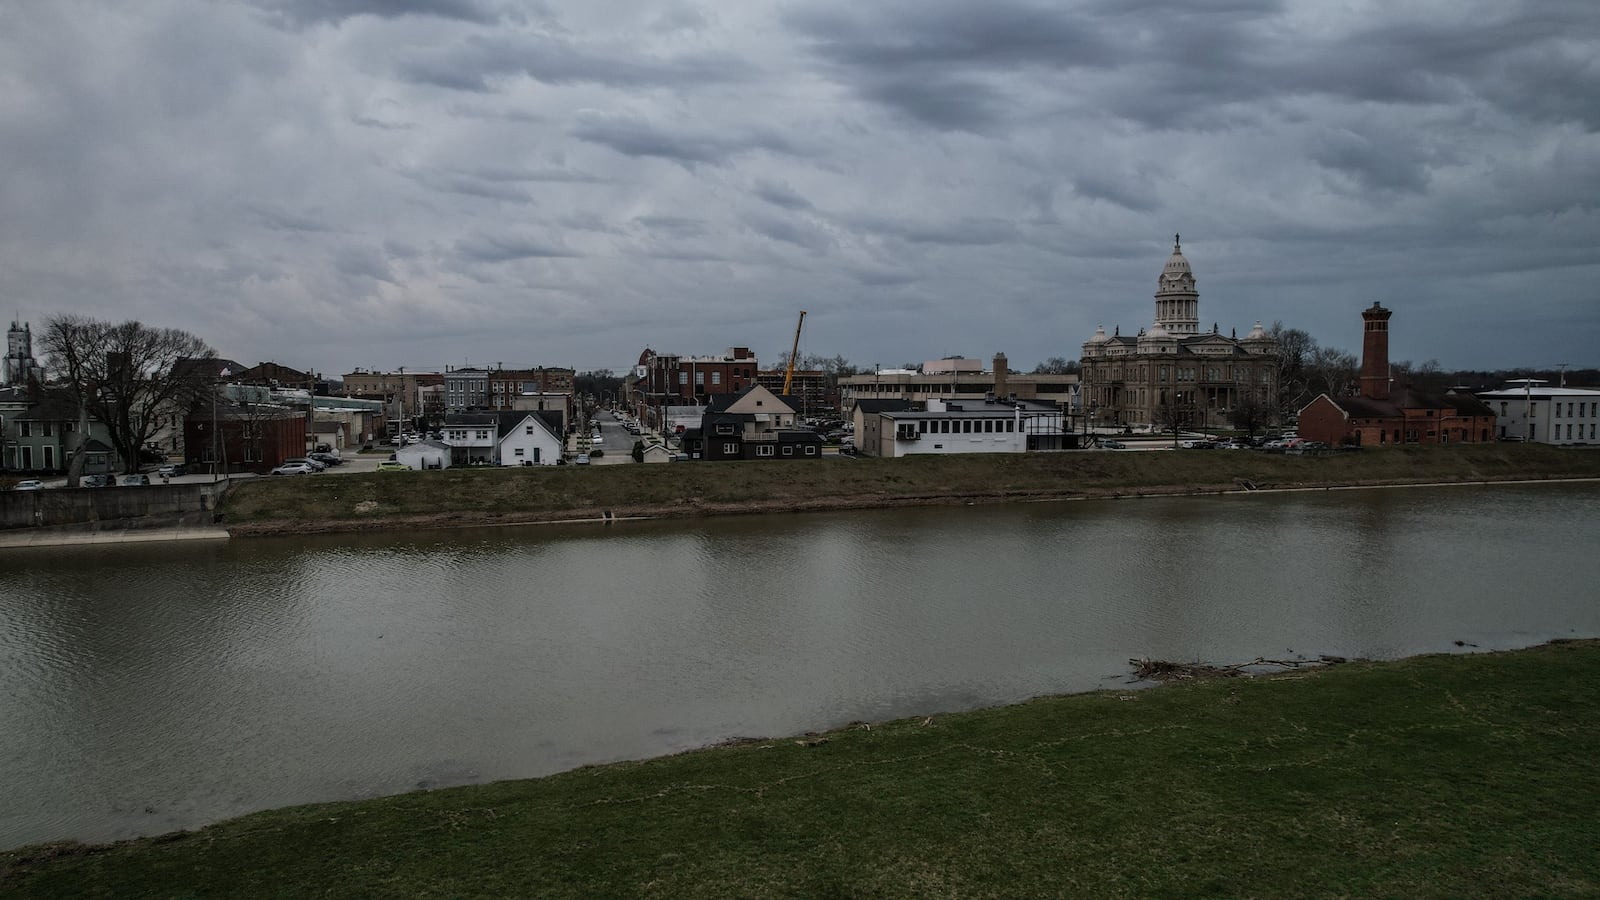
[3,481,1598,850]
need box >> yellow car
[376,461,410,472]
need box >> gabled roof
[494,410,561,442]
[533,410,564,436]
[707,384,796,415]
[1320,386,1495,419]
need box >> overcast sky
[2,0,1596,377]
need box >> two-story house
[0,387,122,474]
[440,411,566,466]
[680,385,823,461]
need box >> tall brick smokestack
[1360,302,1393,401]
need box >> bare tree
[1153,402,1194,449]
[42,316,215,476]
[1305,346,1358,398]
[1030,357,1080,375]
[1269,321,1316,421]
[1227,395,1271,437]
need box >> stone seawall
[1,482,229,531]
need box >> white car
[12,479,45,491]
[283,457,327,471]
[271,462,317,475]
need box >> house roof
[1322,387,1495,418]
[444,413,498,426]
[533,410,564,436]
[706,384,797,414]
[776,430,823,444]
[494,411,562,442]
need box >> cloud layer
[2,0,1595,375]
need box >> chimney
[1359,302,1393,401]
[993,352,1009,399]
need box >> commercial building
[1476,382,1600,444]
[839,354,1077,412]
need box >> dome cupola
[1152,233,1200,335]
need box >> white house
[440,411,566,466]
[395,439,452,470]
[1477,381,1600,445]
[497,411,564,466]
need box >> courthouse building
[1079,237,1279,430]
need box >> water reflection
[2,482,1597,849]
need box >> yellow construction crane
[782,310,807,396]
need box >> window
[476,430,490,440]
[20,422,30,437]
[722,442,739,454]
[711,372,721,386]
[803,445,816,455]
[514,448,525,457]
[695,372,704,385]
[1005,420,1014,432]
[756,445,775,457]
[716,424,735,436]
[782,446,793,456]
[919,421,927,433]
[680,372,688,385]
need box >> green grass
[5,641,1598,897]
[219,443,1600,532]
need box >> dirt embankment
[220,443,1600,538]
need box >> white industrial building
[1477,380,1600,445]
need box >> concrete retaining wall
[1,483,229,531]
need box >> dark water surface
[3,482,1597,849]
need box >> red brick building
[184,409,308,474]
[1297,303,1495,446]
[631,347,761,417]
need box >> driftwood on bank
[1130,655,1347,681]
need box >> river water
[2,482,1597,850]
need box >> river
[2,481,1597,850]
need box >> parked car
[271,462,316,475]
[119,474,151,486]
[283,457,327,471]
[157,463,187,477]
[308,452,342,467]
[81,474,116,488]
[574,454,591,465]
[1100,440,1126,449]
[376,461,410,472]
[12,479,45,491]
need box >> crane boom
[783,310,807,396]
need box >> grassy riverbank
[5,641,1597,897]
[220,443,1600,535]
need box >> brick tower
[1359,302,1393,400]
